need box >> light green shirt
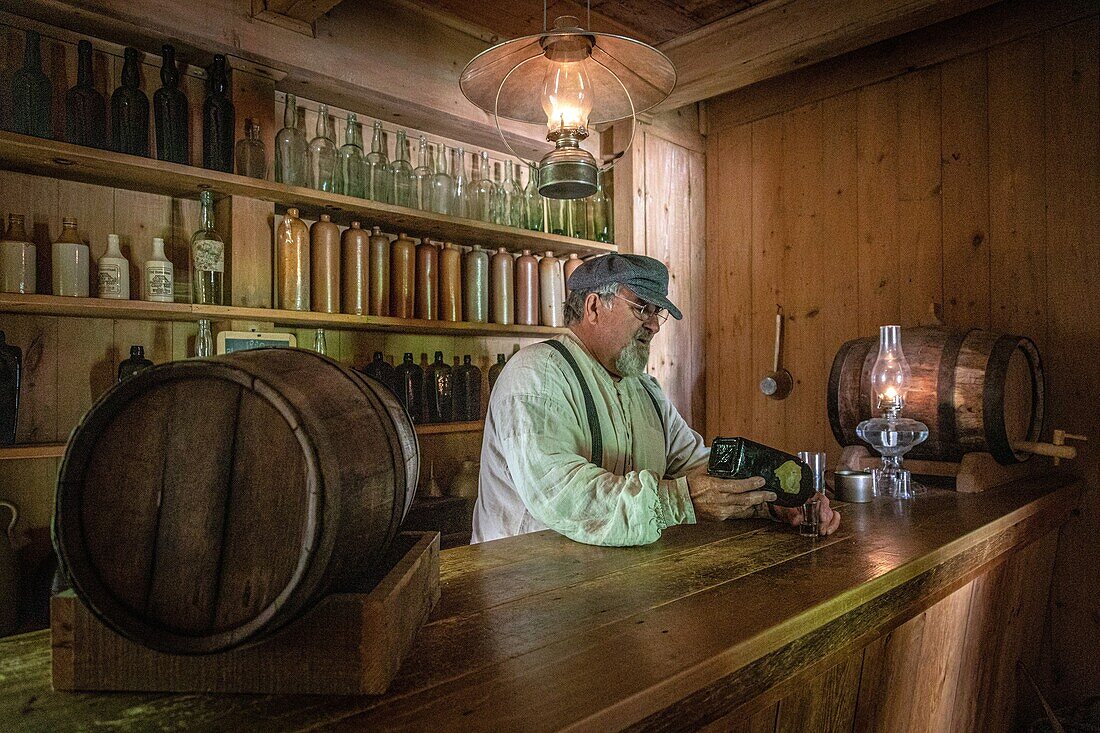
[472,334,708,546]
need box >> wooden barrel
[827,328,1044,465]
[54,347,419,654]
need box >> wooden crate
[51,531,439,695]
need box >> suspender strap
[638,379,667,455]
[544,340,603,467]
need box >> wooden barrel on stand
[827,327,1044,465]
[54,347,419,654]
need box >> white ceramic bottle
[97,234,130,300]
[144,237,174,303]
[0,214,35,294]
[52,218,90,297]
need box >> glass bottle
[504,161,525,228]
[547,197,566,236]
[491,161,506,225]
[451,147,470,218]
[308,103,337,192]
[144,237,174,303]
[52,218,90,297]
[190,190,224,305]
[391,130,415,208]
[97,233,130,300]
[364,120,392,203]
[0,215,35,294]
[394,352,424,423]
[110,48,150,157]
[524,163,545,231]
[360,351,397,395]
[335,112,364,197]
[153,44,188,164]
[66,40,107,149]
[235,118,266,179]
[588,172,611,242]
[275,94,308,187]
[202,54,235,173]
[567,198,587,239]
[11,30,52,139]
[196,319,213,357]
[0,330,21,446]
[452,355,482,421]
[470,151,494,223]
[488,353,507,394]
[429,143,454,215]
[117,345,153,383]
[424,350,453,423]
[314,328,327,355]
[412,135,432,210]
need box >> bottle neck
[24,33,41,70]
[418,140,429,168]
[200,196,215,232]
[396,132,409,163]
[371,126,385,155]
[316,107,329,139]
[77,44,93,86]
[284,96,297,128]
[122,54,140,88]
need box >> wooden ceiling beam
[655,0,1002,110]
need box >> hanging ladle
[760,305,793,400]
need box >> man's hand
[771,492,842,535]
[687,474,776,522]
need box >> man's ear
[584,292,602,324]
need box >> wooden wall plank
[1,316,58,443]
[54,317,113,440]
[774,648,862,733]
[940,52,990,329]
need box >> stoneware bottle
[117,345,153,383]
[0,214,35,294]
[415,237,439,321]
[515,249,540,326]
[144,237,174,303]
[340,221,369,315]
[275,207,309,311]
[490,247,513,325]
[394,352,424,423]
[390,233,416,318]
[563,252,584,293]
[97,233,130,300]
[0,332,21,446]
[452,355,482,421]
[539,251,565,327]
[310,213,341,313]
[368,226,391,316]
[439,242,462,322]
[464,245,489,323]
[52,218,90,297]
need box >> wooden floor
[0,474,1077,732]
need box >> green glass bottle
[11,30,53,139]
[523,163,545,232]
[335,112,364,197]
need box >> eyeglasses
[612,293,669,324]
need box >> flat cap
[566,253,683,320]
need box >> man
[473,253,840,546]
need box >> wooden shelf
[0,443,66,460]
[0,130,615,258]
[416,421,485,435]
[0,294,567,338]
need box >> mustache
[635,328,652,343]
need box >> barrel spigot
[1052,429,1087,466]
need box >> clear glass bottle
[308,103,338,192]
[524,163,545,231]
[314,328,327,355]
[451,147,470,218]
[196,319,213,357]
[275,94,308,187]
[391,130,415,208]
[364,120,393,204]
[11,30,52,139]
[412,135,433,211]
[335,112,364,198]
[235,118,267,179]
[504,161,525,228]
[66,40,107,149]
[547,197,566,236]
[429,143,454,215]
[190,190,224,305]
[470,151,494,223]
[152,44,188,163]
[588,171,611,242]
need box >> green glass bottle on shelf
[391,130,415,208]
[523,163,545,232]
[588,172,612,242]
[567,198,587,239]
[364,120,393,203]
[429,143,453,215]
[308,103,337,192]
[412,134,432,210]
[65,40,107,149]
[470,150,494,223]
[547,197,566,236]
[275,94,308,186]
[202,54,235,173]
[190,190,224,305]
[504,161,525,228]
[111,48,150,157]
[451,147,470,218]
[153,44,189,164]
[10,30,52,139]
[335,112,364,197]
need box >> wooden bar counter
[0,474,1079,732]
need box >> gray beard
[615,339,650,377]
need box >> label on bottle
[146,265,173,299]
[193,239,224,273]
[98,263,122,297]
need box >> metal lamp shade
[459,30,676,127]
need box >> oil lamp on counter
[856,325,929,499]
